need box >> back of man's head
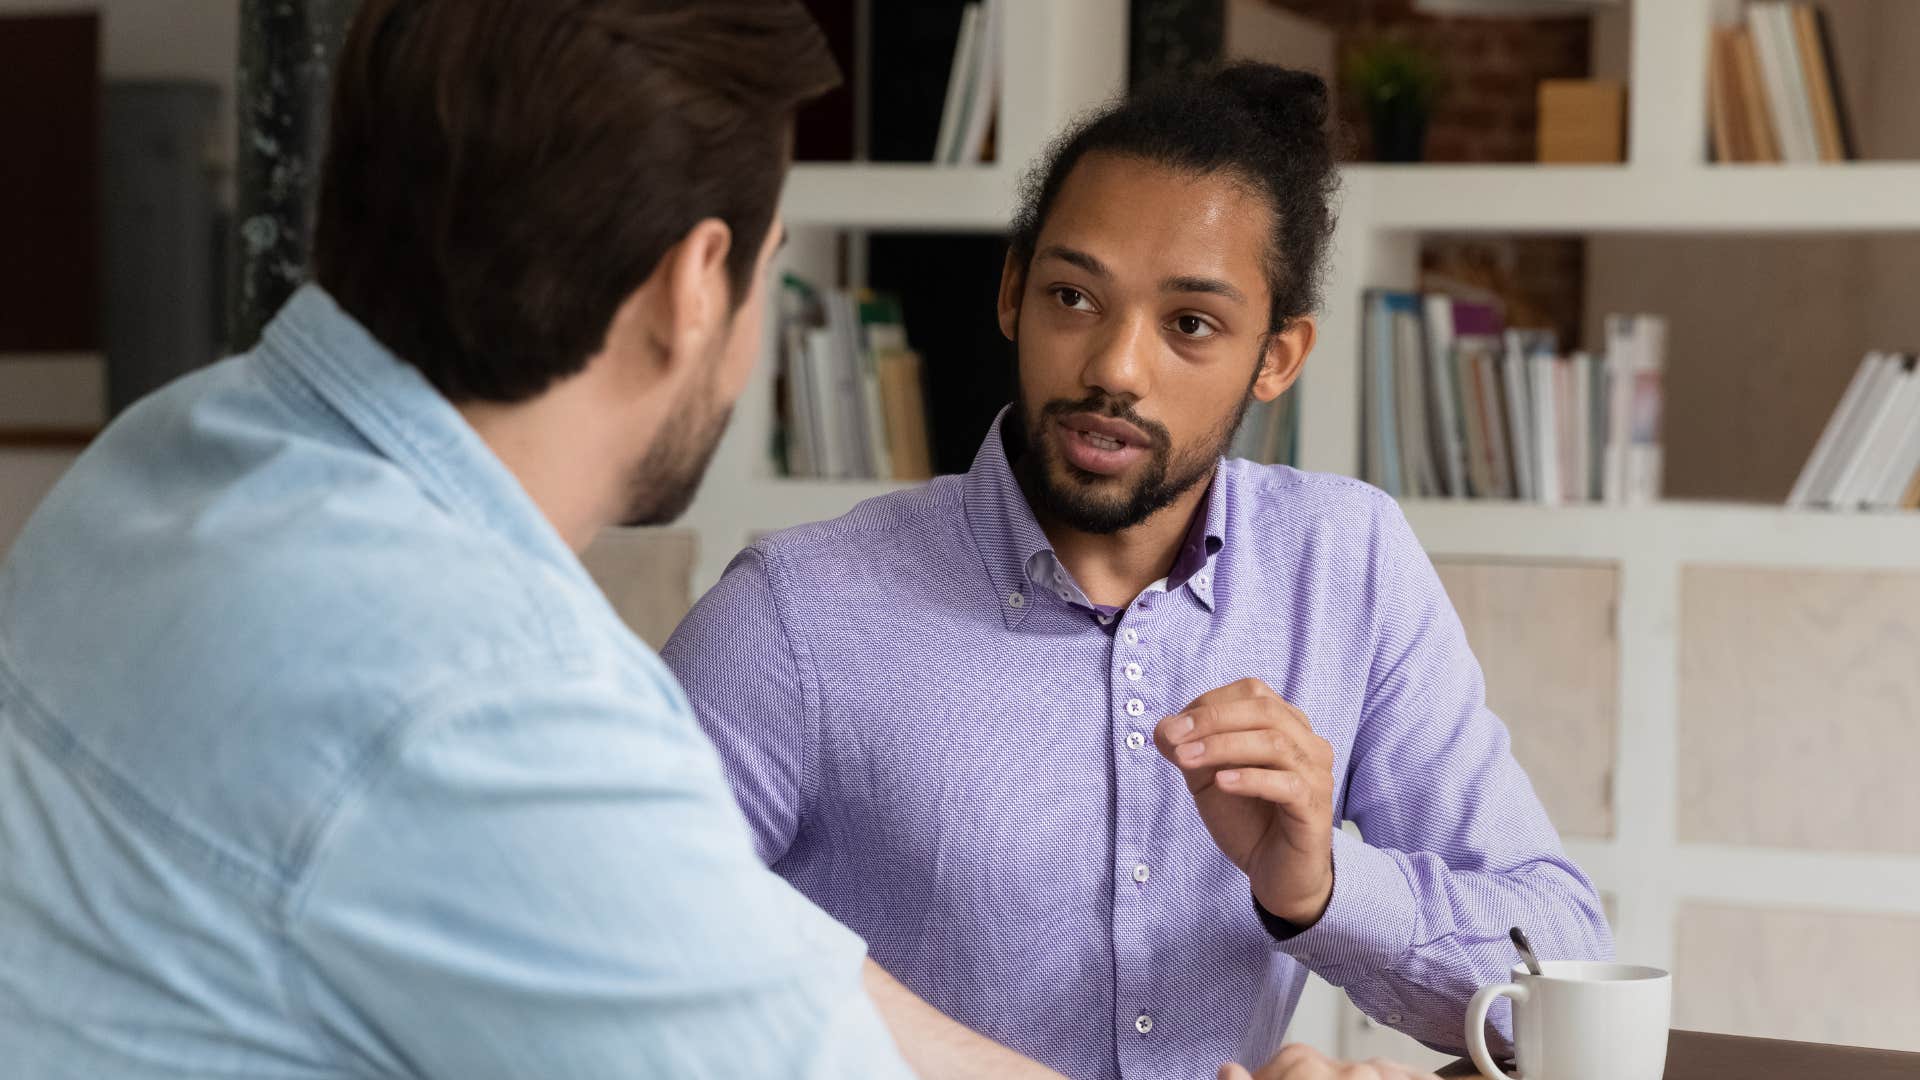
[312,0,839,405]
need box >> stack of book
[775,275,935,482]
[1361,290,1667,506]
[1788,353,1920,512]
[1230,392,1298,468]
[1708,3,1853,163]
[933,0,1002,165]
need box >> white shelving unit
[675,0,1920,1062]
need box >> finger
[1172,728,1316,772]
[1163,695,1321,750]
[1219,1065,1254,1080]
[1212,767,1322,822]
[1257,1043,1330,1080]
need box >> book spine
[1423,294,1467,497]
[933,4,981,165]
[1731,25,1782,162]
[1531,353,1561,507]
[1789,353,1880,508]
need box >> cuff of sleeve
[1269,829,1418,987]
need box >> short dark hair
[1009,62,1341,333]
[312,0,840,404]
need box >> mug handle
[1465,981,1529,1080]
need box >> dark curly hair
[1009,62,1341,334]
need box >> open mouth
[1054,413,1153,476]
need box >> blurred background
[3,0,1917,1067]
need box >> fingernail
[1171,715,1194,738]
[1176,740,1205,763]
[1218,770,1241,784]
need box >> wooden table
[1439,1029,1920,1078]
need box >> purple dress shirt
[663,413,1611,1080]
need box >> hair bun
[1212,61,1330,140]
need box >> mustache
[1039,392,1171,450]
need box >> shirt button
[1135,1014,1153,1035]
[1124,662,1142,681]
[1125,699,1144,717]
[1196,572,1211,588]
[1126,731,1146,750]
[1057,590,1071,602]
[1096,612,1114,626]
[1122,628,1139,645]
[1006,591,1025,609]
[1386,1012,1403,1026]
[1132,863,1151,883]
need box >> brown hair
[312,0,840,403]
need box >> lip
[1057,412,1151,448]
[1054,413,1151,476]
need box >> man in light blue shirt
[0,2,926,1076]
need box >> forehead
[1037,151,1273,298]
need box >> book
[1422,294,1468,498]
[1825,353,1904,507]
[779,277,821,478]
[1501,330,1545,502]
[933,4,982,165]
[1841,354,1918,509]
[1624,317,1667,504]
[1748,4,1816,163]
[876,349,934,480]
[1729,23,1782,163]
[1457,342,1491,498]
[1792,3,1846,163]
[1772,3,1824,163]
[1788,352,1883,508]
[1707,27,1742,163]
[1473,343,1513,499]
[1531,352,1561,506]
[1866,362,1920,510]
[1393,306,1438,496]
[1813,6,1857,159]
[1904,462,1920,511]
[1362,290,1403,495]
[956,0,1003,164]
[1569,353,1593,502]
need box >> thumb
[1219,1065,1255,1080]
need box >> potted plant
[1344,36,1445,163]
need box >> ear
[996,249,1026,342]
[655,217,735,383]
[1252,314,1315,403]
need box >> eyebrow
[1038,245,1247,305]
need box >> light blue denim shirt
[0,285,911,1079]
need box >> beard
[1011,385,1251,536]
[618,377,733,528]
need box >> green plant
[1343,36,1446,112]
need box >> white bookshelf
[676,0,1920,1063]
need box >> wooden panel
[579,528,698,650]
[1679,566,1920,853]
[1676,903,1920,1052]
[1434,558,1619,839]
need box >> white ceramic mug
[1465,960,1671,1080]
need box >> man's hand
[1155,678,1336,927]
[1221,1044,1443,1080]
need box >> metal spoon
[1509,926,1544,976]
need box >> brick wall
[1272,0,1591,163]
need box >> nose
[1079,308,1154,404]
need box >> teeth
[1083,432,1123,450]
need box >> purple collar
[964,408,1226,632]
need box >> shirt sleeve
[285,661,911,1080]
[1271,501,1614,1055]
[660,545,813,866]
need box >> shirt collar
[255,284,592,590]
[963,406,1228,629]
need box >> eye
[1172,314,1217,339]
[1051,287,1095,312]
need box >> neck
[1030,477,1211,608]
[458,386,628,554]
